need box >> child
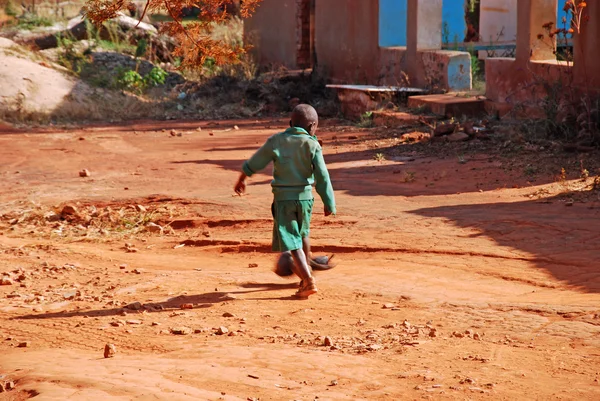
[234,104,336,298]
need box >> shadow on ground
[410,191,600,293]
[14,282,301,321]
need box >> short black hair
[291,104,318,130]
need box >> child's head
[290,104,319,136]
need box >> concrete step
[371,110,437,128]
[408,94,486,118]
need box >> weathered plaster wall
[244,0,297,68]
[314,0,380,83]
[381,0,467,47]
[480,0,570,58]
[417,0,443,50]
[574,0,600,88]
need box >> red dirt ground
[1,118,600,400]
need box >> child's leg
[302,237,312,263]
[289,248,312,282]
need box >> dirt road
[1,119,600,400]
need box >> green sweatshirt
[242,127,336,214]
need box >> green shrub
[17,13,53,30]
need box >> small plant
[117,70,145,92]
[4,0,19,17]
[116,67,168,94]
[524,164,538,177]
[357,111,374,128]
[16,13,53,30]
[403,171,416,183]
[146,67,168,87]
[559,167,567,182]
[580,160,589,180]
[373,153,386,162]
[56,37,91,74]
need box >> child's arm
[312,148,336,215]
[234,138,273,194]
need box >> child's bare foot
[294,277,317,299]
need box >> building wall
[379,0,408,47]
[314,0,380,83]
[244,0,298,68]
[442,0,467,44]
[380,0,468,47]
[480,0,570,47]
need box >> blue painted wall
[557,3,571,33]
[378,1,566,48]
[442,0,467,45]
[379,0,467,47]
[379,0,408,47]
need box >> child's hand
[234,178,246,195]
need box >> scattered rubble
[104,343,117,358]
[171,327,193,335]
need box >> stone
[79,169,91,177]
[61,205,79,216]
[429,328,438,338]
[248,263,259,268]
[473,333,482,341]
[434,122,458,136]
[104,343,116,358]
[17,341,30,348]
[453,331,465,338]
[222,312,235,317]
[126,302,143,310]
[132,269,142,274]
[382,303,396,309]
[180,303,194,310]
[171,326,192,335]
[126,319,143,325]
[135,205,147,212]
[447,132,470,142]
[0,277,13,286]
[110,320,125,327]
[119,264,127,269]
[146,222,163,233]
[170,130,177,136]
[323,336,333,346]
[63,290,78,300]
[216,326,229,335]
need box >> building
[245,0,600,112]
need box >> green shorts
[271,199,314,252]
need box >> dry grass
[0,86,164,125]
[0,199,190,241]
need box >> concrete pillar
[516,0,558,63]
[406,0,442,80]
[407,0,443,55]
[574,1,600,88]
